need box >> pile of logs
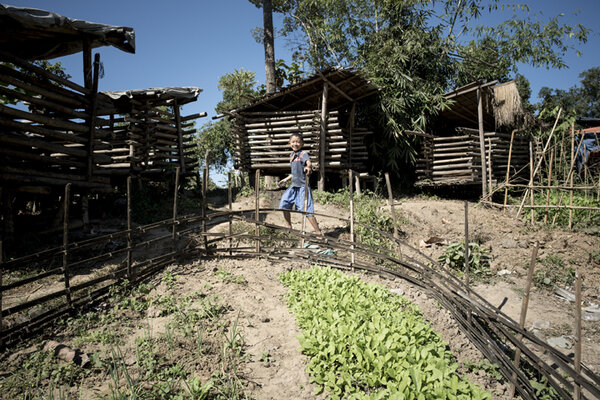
[416,128,531,186]
[0,51,111,190]
[232,110,371,173]
[95,106,200,178]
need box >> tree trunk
[263,0,276,94]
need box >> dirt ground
[3,193,599,399]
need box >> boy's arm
[279,174,292,184]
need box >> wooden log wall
[416,128,530,186]
[0,51,110,190]
[232,110,371,173]
[0,52,201,189]
[95,106,201,178]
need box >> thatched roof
[0,4,135,60]
[230,67,379,114]
[439,80,526,131]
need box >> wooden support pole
[464,201,470,289]
[509,241,538,398]
[355,174,361,195]
[126,176,133,279]
[477,84,488,197]
[319,82,328,191]
[349,170,355,266]
[172,167,180,250]
[487,137,493,192]
[385,172,398,239]
[87,53,100,181]
[228,172,233,256]
[202,152,209,254]
[82,37,92,90]
[173,100,186,175]
[503,129,516,211]
[569,122,575,230]
[530,141,535,226]
[0,237,3,350]
[255,169,261,253]
[348,102,356,168]
[544,145,555,225]
[62,184,72,310]
[574,269,583,400]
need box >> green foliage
[215,68,262,114]
[533,254,575,290]
[216,268,248,285]
[192,119,233,171]
[522,189,600,229]
[438,241,491,281]
[280,266,491,399]
[538,67,600,119]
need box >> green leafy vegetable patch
[280,266,491,400]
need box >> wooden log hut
[0,5,204,247]
[229,68,378,191]
[415,80,532,194]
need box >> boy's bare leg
[307,216,322,235]
[282,210,292,229]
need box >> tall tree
[537,67,600,118]
[262,0,276,93]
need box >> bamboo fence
[1,169,599,399]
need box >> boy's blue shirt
[290,150,310,187]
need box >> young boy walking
[278,133,322,235]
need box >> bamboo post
[318,82,328,191]
[202,152,209,254]
[477,84,488,197]
[529,141,535,226]
[551,135,587,226]
[349,170,355,266]
[503,129,516,210]
[573,269,583,400]
[173,100,186,175]
[544,146,555,225]
[348,102,356,168]
[487,137,493,193]
[464,201,470,289]
[62,183,72,310]
[126,176,132,279]
[82,37,92,90]
[228,172,233,256]
[569,122,575,229]
[172,166,180,251]
[517,108,562,217]
[355,174,361,195]
[255,169,261,253]
[509,241,538,398]
[0,238,3,349]
[384,172,398,239]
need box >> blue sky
[8,0,599,121]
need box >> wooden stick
[544,145,555,224]
[202,152,209,254]
[127,176,133,279]
[574,269,583,400]
[487,137,493,191]
[62,184,72,310]
[464,201,470,289]
[569,122,575,229]
[301,176,309,248]
[349,170,355,266]
[172,166,180,251]
[228,172,233,256]
[530,141,535,226]
[319,82,328,191]
[255,169,261,253]
[385,172,398,239]
[504,129,517,212]
[87,53,100,180]
[477,84,488,197]
[517,108,562,217]
[509,241,538,397]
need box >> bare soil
[2,193,598,399]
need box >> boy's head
[289,133,304,152]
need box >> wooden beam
[477,84,488,196]
[319,82,328,191]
